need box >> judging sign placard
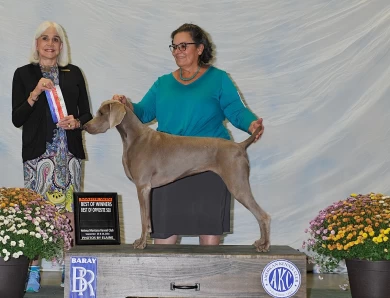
[73,192,120,245]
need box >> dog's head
[83,100,126,134]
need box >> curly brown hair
[171,23,214,65]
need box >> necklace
[39,64,57,72]
[179,66,201,81]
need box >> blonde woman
[12,21,92,292]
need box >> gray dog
[84,100,271,252]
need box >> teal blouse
[133,66,257,140]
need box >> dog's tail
[239,125,262,149]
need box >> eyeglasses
[169,42,197,52]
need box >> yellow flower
[304,192,390,273]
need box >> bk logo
[261,259,301,298]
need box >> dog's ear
[109,102,127,128]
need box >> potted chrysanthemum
[303,193,390,298]
[0,187,72,297]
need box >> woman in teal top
[114,23,264,245]
[133,66,256,139]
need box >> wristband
[30,92,38,102]
[75,118,81,129]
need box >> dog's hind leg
[133,184,152,249]
[218,168,271,252]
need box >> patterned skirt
[23,128,81,213]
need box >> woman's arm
[75,67,92,126]
[219,72,257,132]
[112,79,159,124]
[12,68,35,128]
[219,72,264,141]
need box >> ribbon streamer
[45,85,68,123]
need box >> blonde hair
[29,21,69,67]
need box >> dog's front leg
[133,184,152,249]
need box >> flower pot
[346,259,390,298]
[0,256,30,298]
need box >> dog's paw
[133,238,147,249]
[253,239,270,253]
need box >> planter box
[65,244,306,298]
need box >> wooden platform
[65,244,307,298]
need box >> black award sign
[73,192,120,245]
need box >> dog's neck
[116,106,148,143]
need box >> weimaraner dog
[84,100,271,252]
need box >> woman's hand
[249,118,264,142]
[112,94,133,110]
[57,115,80,130]
[28,78,54,104]
[112,94,127,104]
[33,78,54,96]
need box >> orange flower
[305,193,390,273]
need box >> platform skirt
[150,171,231,239]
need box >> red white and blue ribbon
[45,85,68,123]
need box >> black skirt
[150,171,231,239]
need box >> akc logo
[261,259,301,298]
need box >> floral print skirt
[23,128,81,213]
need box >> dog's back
[84,100,270,252]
